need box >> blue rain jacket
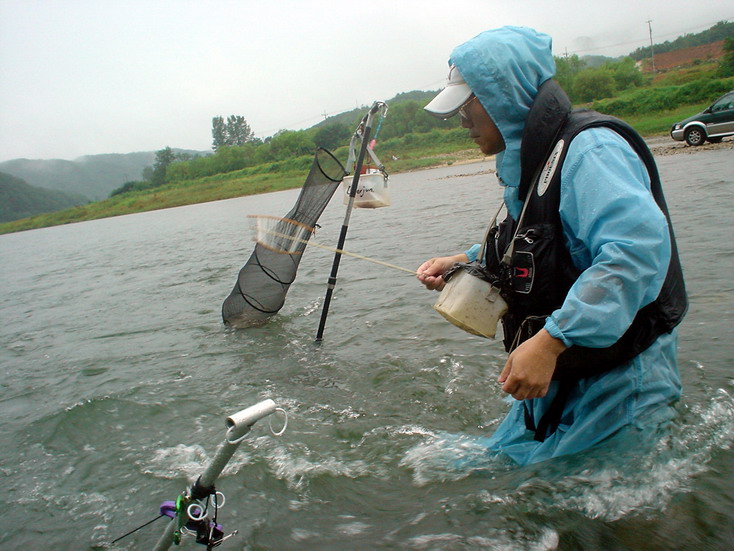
[452,27,681,465]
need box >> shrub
[592,77,734,116]
[573,69,616,102]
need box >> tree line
[630,20,733,61]
[110,98,455,195]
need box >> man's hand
[499,329,567,400]
[416,254,468,291]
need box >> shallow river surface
[1,149,733,550]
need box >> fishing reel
[111,400,286,550]
[161,484,237,549]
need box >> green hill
[630,20,734,60]
[0,149,207,201]
[0,172,88,223]
[312,90,440,129]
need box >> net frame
[248,214,415,274]
[248,215,315,255]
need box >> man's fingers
[498,361,512,383]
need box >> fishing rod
[315,101,388,341]
[112,399,286,550]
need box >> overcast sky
[0,0,732,162]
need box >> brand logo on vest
[537,139,565,196]
[511,251,534,294]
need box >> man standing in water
[417,27,686,465]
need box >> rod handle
[226,399,277,434]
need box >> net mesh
[248,215,315,255]
[222,148,346,327]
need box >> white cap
[424,65,473,118]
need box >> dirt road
[646,134,734,156]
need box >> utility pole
[647,19,656,73]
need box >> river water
[1,149,733,550]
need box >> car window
[712,93,734,112]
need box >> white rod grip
[226,399,276,433]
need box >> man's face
[460,97,505,156]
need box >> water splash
[545,390,734,522]
[141,443,252,480]
[259,438,380,491]
[401,390,734,526]
[400,431,513,486]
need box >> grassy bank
[0,167,311,234]
[623,101,710,135]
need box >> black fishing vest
[486,80,688,382]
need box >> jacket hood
[450,27,555,212]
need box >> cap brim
[424,83,472,118]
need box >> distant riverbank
[1,135,731,236]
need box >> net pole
[315,103,381,341]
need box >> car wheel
[684,127,706,146]
[707,137,723,143]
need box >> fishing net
[221,148,346,327]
